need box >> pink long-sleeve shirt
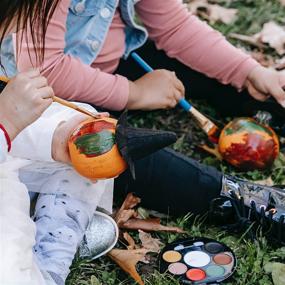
[17,0,259,111]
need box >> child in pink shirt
[15,0,285,118]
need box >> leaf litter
[108,193,185,284]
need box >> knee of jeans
[41,223,81,241]
[35,194,92,230]
[35,226,80,256]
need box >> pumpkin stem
[254,111,272,126]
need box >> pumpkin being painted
[218,118,279,170]
[68,117,127,179]
[68,113,177,180]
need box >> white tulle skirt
[0,161,56,285]
[0,155,114,285]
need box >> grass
[67,1,285,284]
[67,216,285,285]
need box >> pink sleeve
[16,0,129,111]
[136,0,259,89]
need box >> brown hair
[0,0,60,66]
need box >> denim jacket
[1,0,148,76]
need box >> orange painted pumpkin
[68,117,127,179]
[218,118,279,170]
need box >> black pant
[114,148,222,216]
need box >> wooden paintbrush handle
[52,96,100,118]
[0,76,99,119]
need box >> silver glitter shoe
[79,211,119,260]
[220,175,285,244]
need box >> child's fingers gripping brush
[131,52,221,143]
[0,76,102,119]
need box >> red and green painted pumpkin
[218,118,279,170]
[68,117,127,179]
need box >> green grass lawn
[67,1,285,284]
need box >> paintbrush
[131,52,221,143]
[0,76,100,119]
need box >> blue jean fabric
[0,0,147,77]
[33,193,94,285]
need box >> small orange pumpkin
[68,117,127,179]
[218,117,279,170]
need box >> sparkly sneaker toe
[79,211,119,260]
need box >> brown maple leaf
[187,0,238,25]
[123,232,138,250]
[230,22,285,55]
[108,248,148,285]
[258,22,285,55]
[138,230,164,254]
[115,193,141,226]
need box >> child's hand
[0,70,53,140]
[127,70,185,110]
[52,112,109,164]
[245,66,285,107]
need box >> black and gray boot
[211,175,285,245]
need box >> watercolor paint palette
[158,237,236,284]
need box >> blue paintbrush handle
[131,52,154,73]
[131,52,192,112]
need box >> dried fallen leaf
[138,230,164,253]
[116,209,137,226]
[187,0,208,14]
[187,0,238,24]
[121,218,186,233]
[108,248,149,285]
[123,232,138,250]
[208,4,238,25]
[116,194,185,233]
[115,193,140,226]
[229,33,266,49]
[258,22,285,55]
[231,22,285,55]
[122,193,141,209]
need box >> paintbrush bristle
[189,106,221,143]
[208,126,221,144]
